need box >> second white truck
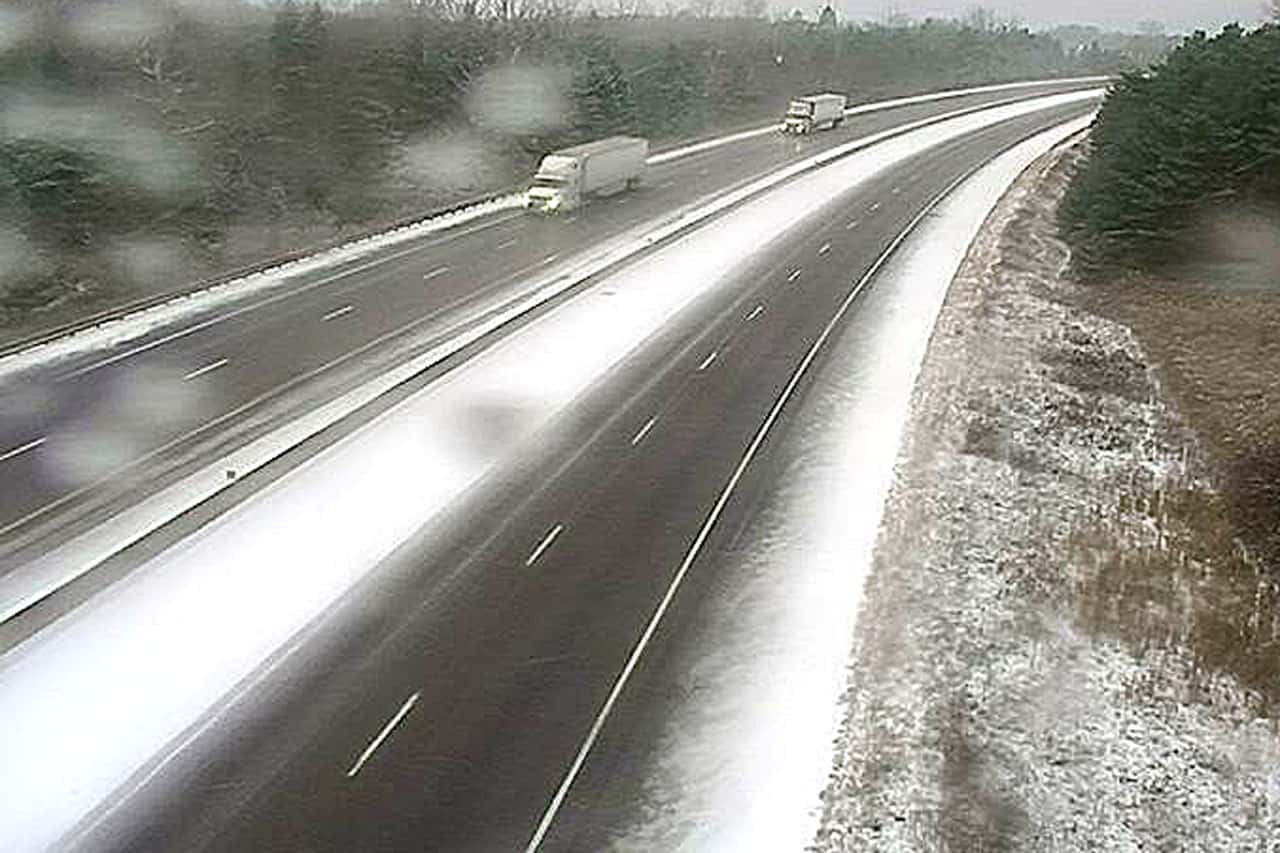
[783,93,848,134]
[525,136,648,214]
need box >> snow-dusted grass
[814,138,1280,852]
[0,94,1099,851]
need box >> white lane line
[182,359,229,381]
[322,305,353,322]
[522,165,978,853]
[746,304,765,322]
[787,269,803,283]
[697,351,718,372]
[62,241,473,381]
[542,254,559,265]
[526,524,564,567]
[423,266,450,281]
[845,219,860,230]
[496,239,518,250]
[817,244,831,256]
[0,437,46,464]
[346,692,420,778]
[868,201,881,213]
[630,417,657,446]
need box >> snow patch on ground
[0,98,1098,853]
[605,119,1094,852]
[814,138,1280,851]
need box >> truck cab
[785,99,818,134]
[526,155,580,214]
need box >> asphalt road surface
[0,80,1099,574]
[62,99,1095,852]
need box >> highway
[5,94,1105,851]
[0,78,1102,587]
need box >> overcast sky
[829,0,1268,32]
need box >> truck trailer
[783,93,847,134]
[526,136,649,214]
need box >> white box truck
[783,93,847,134]
[526,136,648,214]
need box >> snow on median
[0,98,1095,850]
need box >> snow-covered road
[0,96,1095,850]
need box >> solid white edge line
[0,90,1104,627]
[522,145,997,853]
[645,75,1110,165]
[631,417,657,446]
[526,524,565,567]
[0,437,46,464]
[345,692,421,778]
[182,359,229,381]
[4,78,1108,379]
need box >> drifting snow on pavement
[814,143,1280,850]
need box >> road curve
[32,100,1103,852]
[0,79,1102,583]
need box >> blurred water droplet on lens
[108,238,187,291]
[402,133,498,194]
[467,65,570,135]
[68,0,166,52]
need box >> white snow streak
[0,101,1095,851]
[607,117,1096,852]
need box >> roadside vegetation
[1060,22,1280,273]
[0,0,1136,333]
[1060,17,1280,566]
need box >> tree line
[0,0,1134,325]
[1060,22,1280,274]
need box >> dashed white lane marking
[542,254,559,265]
[182,359,229,381]
[496,239,518,250]
[422,266,450,281]
[845,219,860,230]
[746,304,765,322]
[522,165,980,853]
[322,305,354,322]
[0,437,45,464]
[630,417,657,446]
[868,202,881,213]
[892,186,902,195]
[817,244,830,256]
[346,692,420,778]
[526,524,564,567]
[697,351,718,372]
[787,269,803,284]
